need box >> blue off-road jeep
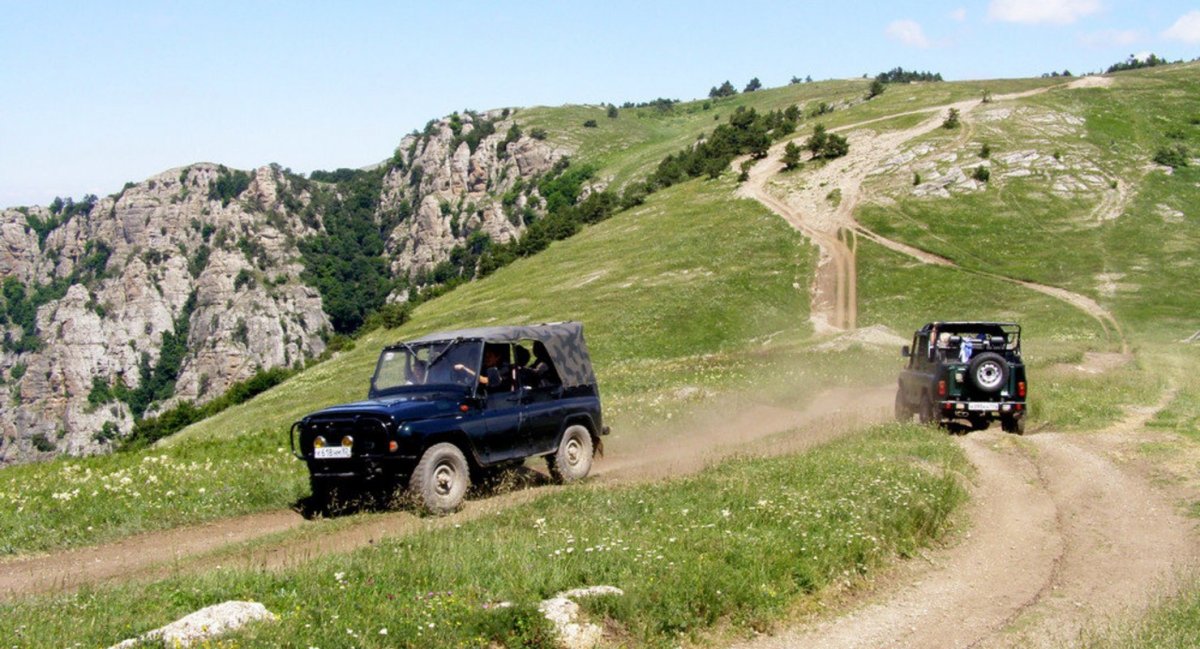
[895,321,1028,434]
[291,322,608,514]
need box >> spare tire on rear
[968,352,1009,393]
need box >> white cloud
[1163,10,1200,44]
[950,8,968,22]
[1080,28,1141,47]
[886,19,931,48]
[1133,50,1153,62]
[987,0,1101,25]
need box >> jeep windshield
[369,339,483,397]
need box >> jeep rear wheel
[410,443,470,515]
[548,425,593,484]
[969,352,1010,393]
[894,390,913,422]
[1002,416,1026,435]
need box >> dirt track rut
[0,387,893,601]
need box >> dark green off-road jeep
[895,321,1028,434]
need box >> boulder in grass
[108,601,275,648]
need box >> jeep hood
[304,389,464,421]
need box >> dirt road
[0,387,894,601]
[738,80,1128,352]
[732,393,1197,649]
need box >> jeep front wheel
[548,425,593,484]
[918,393,939,426]
[410,443,470,515]
[894,390,913,422]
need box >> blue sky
[2,1,1198,208]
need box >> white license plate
[968,403,1000,412]
[314,446,352,459]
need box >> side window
[482,343,514,395]
[528,341,562,390]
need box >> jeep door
[520,386,565,456]
[899,333,933,404]
[482,389,525,462]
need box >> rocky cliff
[0,109,569,464]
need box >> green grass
[1078,579,1200,649]
[0,424,967,649]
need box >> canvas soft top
[402,322,597,388]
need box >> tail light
[1018,381,1026,397]
[938,380,947,397]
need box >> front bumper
[307,456,416,480]
[938,400,1025,419]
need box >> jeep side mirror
[901,345,910,358]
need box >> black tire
[968,352,1010,393]
[1001,416,1026,435]
[968,417,990,431]
[548,425,593,484]
[409,443,470,515]
[308,478,334,515]
[918,392,938,426]
[894,390,913,422]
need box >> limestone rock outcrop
[0,108,572,464]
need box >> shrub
[875,67,943,83]
[234,269,255,291]
[1153,144,1190,168]
[738,160,753,182]
[606,104,619,119]
[208,167,252,206]
[971,165,991,182]
[979,143,991,159]
[93,421,119,444]
[942,108,961,129]
[30,433,55,453]
[782,142,804,170]
[362,302,413,332]
[583,119,598,128]
[708,80,737,98]
[744,77,762,92]
[913,172,922,186]
[866,79,885,99]
[529,127,548,140]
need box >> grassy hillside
[520,76,1060,190]
[1,67,1189,560]
[856,63,1200,341]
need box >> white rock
[538,586,624,649]
[108,601,275,648]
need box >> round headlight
[313,436,326,449]
[341,435,354,447]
